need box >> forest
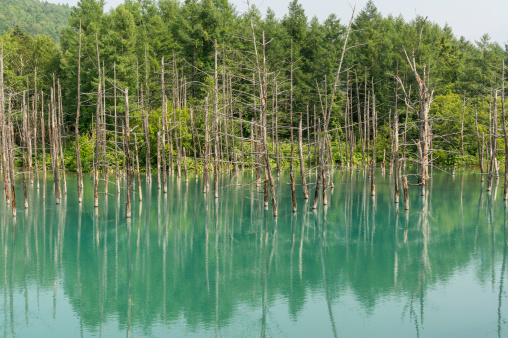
[0,0,71,40]
[0,0,508,216]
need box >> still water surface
[0,170,507,337]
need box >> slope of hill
[0,0,71,41]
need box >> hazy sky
[48,0,508,45]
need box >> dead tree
[75,20,83,203]
[396,19,434,195]
[213,40,219,199]
[114,63,120,194]
[144,46,151,183]
[298,118,309,199]
[313,6,355,209]
[290,42,297,212]
[488,89,498,192]
[0,43,10,206]
[394,78,400,203]
[475,103,484,181]
[502,61,507,200]
[246,5,279,216]
[134,134,142,201]
[161,58,167,193]
[125,88,132,218]
[41,92,46,200]
[371,89,376,197]
[22,91,28,209]
[57,80,67,195]
[8,94,16,216]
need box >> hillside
[0,0,71,41]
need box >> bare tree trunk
[134,134,142,201]
[461,91,466,156]
[403,176,409,210]
[312,118,322,210]
[8,94,16,216]
[371,89,376,196]
[41,93,46,201]
[299,118,309,199]
[125,88,132,218]
[356,72,365,169]
[394,81,399,204]
[0,44,9,206]
[50,84,61,205]
[190,107,198,179]
[34,70,39,190]
[213,40,220,199]
[57,80,67,195]
[502,61,507,200]
[161,58,167,193]
[94,45,101,207]
[290,41,297,212]
[26,79,33,185]
[403,105,408,175]
[157,126,161,189]
[22,91,28,209]
[203,96,210,193]
[114,63,120,194]
[174,53,182,179]
[75,21,83,202]
[183,147,189,183]
[488,89,498,192]
[101,62,107,195]
[475,103,484,181]
[144,45,151,183]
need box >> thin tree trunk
[502,61,507,200]
[213,40,219,198]
[461,91,466,156]
[394,79,399,204]
[290,41,297,212]
[75,20,83,202]
[114,63,120,194]
[134,134,142,201]
[57,80,67,195]
[22,91,28,209]
[0,44,9,206]
[161,57,167,193]
[371,89,376,197]
[34,70,39,190]
[41,93,46,201]
[144,45,151,183]
[475,103,484,181]
[299,118,309,199]
[125,88,132,218]
[203,96,210,193]
[8,93,16,216]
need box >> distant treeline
[0,0,71,41]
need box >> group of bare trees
[2,12,508,221]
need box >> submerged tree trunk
[371,90,376,197]
[475,104,484,182]
[299,118,309,199]
[75,20,83,203]
[125,89,132,218]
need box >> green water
[0,170,507,337]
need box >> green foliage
[0,0,71,41]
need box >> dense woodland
[0,0,71,40]
[0,0,508,216]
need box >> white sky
[47,0,508,46]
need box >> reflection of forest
[1,172,507,335]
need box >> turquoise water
[0,170,507,337]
